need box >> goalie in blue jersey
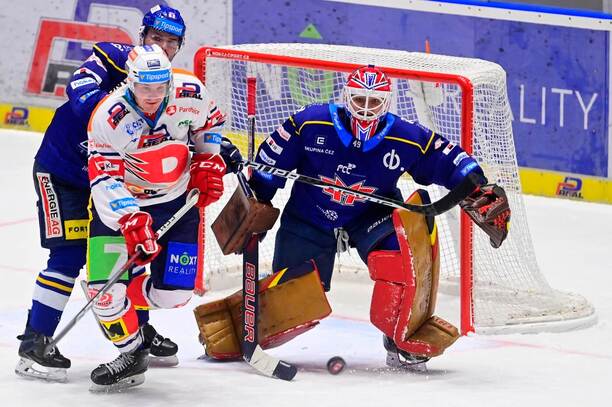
[16,5,188,382]
[196,65,510,370]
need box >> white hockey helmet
[126,44,172,96]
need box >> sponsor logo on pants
[36,172,63,238]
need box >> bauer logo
[556,176,584,199]
[3,107,29,126]
[164,242,198,289]
[26,1,139,98]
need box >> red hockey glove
[188,153,227,208]
[460,184,511,248]
[118,211,161,266]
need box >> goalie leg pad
[194,259,332,359]
[368,189,459,358]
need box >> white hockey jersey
[87,68,224,231]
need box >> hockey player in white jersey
[86,44,227,391]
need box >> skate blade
[149,354,178,367]
[15,358,68,383]
[89,373,145,393]
[385,354,428,373]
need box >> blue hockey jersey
[35,42,134,188]
[250,103,485,230]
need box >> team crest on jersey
[138,124,173,148]
[175,82,202,99]
[106,102,129,129]
[320,175,377,206]
[124,142,189,186]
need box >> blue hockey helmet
[140,4,186,47]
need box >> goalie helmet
[140,4,186,48]
[343,65,392,141]
[126,44,172,96]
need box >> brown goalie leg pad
[194,261,331,360]
[194,298,242,360]
[211,184,280,255]
[399,315,460,358]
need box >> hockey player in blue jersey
[196,65,510,369]
[16,5,188,382]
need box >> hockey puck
[327,356,346,375]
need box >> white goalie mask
[343,65,392,141]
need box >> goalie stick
[240,77,297,381]
[44,189,200,355]
[241,159,482,217]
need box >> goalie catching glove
[460,183,510,248]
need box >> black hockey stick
[240,77,297,381]
[45,189,200,355]
[241,160,482,217]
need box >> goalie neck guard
[343,65,392,141]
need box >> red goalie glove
[188,153,227,208]
[118,211,161,266]
[460,184,511,248]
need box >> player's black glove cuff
[220,137,244,174]
[460,183,511,248]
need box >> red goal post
[193,43,596,335]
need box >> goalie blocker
[195,187,459,361]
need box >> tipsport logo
[556,176,584,199]
[26,1,168,98]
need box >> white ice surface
[0,130,611,406]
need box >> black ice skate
[15,331,71,382]
[142,323,179,367]
[90,347,149,392]
[383,335,429,372]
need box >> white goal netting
[194,43,596,334]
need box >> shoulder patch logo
[276,125,292,141]
[443,143,455,155]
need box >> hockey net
[193,43,596,335]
